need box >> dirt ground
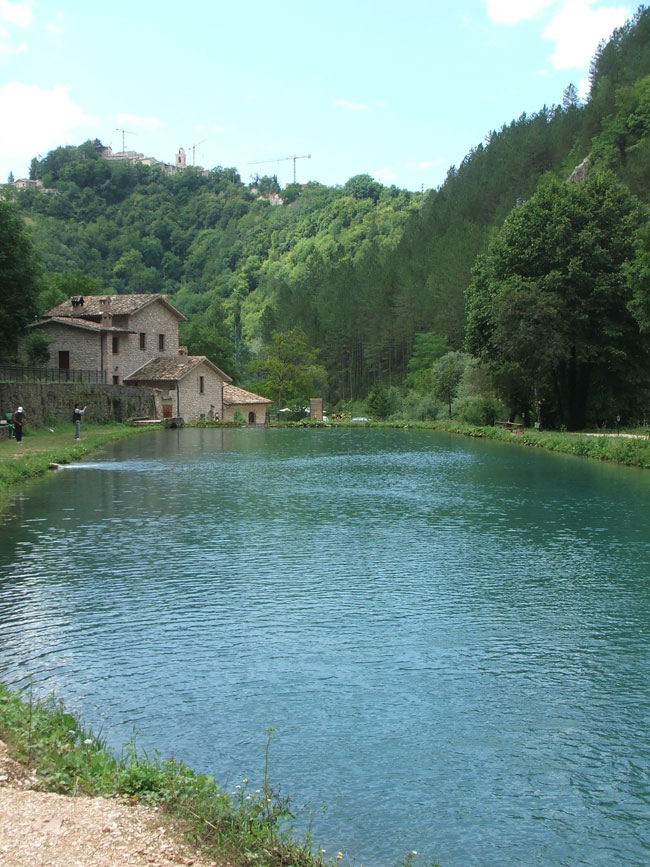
[0,740,224,867]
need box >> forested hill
[6,5,650,415]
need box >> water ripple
[1,428,649,866]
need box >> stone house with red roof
[28,294,270,424]
[29,294,186,385]
[124,351,231,422]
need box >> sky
[0,0,636,191]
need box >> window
[199,375,205,394]
[113,375,120,385]
[158,333,165,351]
[112,336,119,354]
[139,332,146,350]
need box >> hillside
[5,6,650,422]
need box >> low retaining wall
[0,383,155,428]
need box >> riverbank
[289,419,650,469]
[0,684,337,867]
[436,422,650,467]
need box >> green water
[0,428,649,866]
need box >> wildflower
[243,777,249,784]
[83,739,93,745]
[337,853,343,861]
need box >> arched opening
[248,411,256,424]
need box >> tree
[248,328,327,408]
[366,383,397,419]
[405,332,450,392]
[562,83,581,110]
[0,202,41,361]
[7,171,14,184]
[431,351,466,418]
[343,174,382,203]
[22,330,51,365]
[466,172,650,428]
[180,300,235,374]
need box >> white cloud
[0,82,91,176]
[374,166,398,183]
[484,0,557,24]
[115,112,164,133]
[485,0,631,71]
[334,98,369,112]
[0,0,33,27]
[407,159,445,170]
[577,75,591,99]
[544,0,629,69]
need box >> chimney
[178,345,188,356]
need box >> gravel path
[0,741,223,867]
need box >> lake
[0,427,649,866]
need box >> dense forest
[4,5,650,428]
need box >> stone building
[223,384,272,424]
[124,352,231,421]
[27,293,272,424]
[28,294,186,385]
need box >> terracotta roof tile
[45,294,186,320]
[28,317,132,333]
[224,384,272,405]
[125,355,232,383]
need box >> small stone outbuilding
[223,385,272,425]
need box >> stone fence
[0,382,155,428]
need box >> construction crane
[115,128,137,152]
[249,153,311,184]
[189,139,208,165]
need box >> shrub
[454,396,503,426]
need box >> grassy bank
[0,684,340,867]
[435,422,650,468]
[280,419,650,468]
[0,423,157,514]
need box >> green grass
[436,422,650,467]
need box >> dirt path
[0,741,223,867]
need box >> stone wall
[112,303,182,383]
[0,382,155,427]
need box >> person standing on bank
[73,403,87,440]
[13,406,24,443]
